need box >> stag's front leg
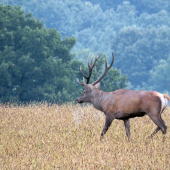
[100,116,113,141]
[123,119,130,141]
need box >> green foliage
[81,0,170,14]
[0,4,77,103]
[100,68,128,92]
[149,56,170,92]
[3,0,170,96]
[112,25,170,87]
[2,0,170,93]
[0,4,128,103]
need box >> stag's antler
[78,52,103,85]
[92,53,114,86]
[77,52,114,86]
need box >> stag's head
[76,53,114,104]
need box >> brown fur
[76,87,168,141]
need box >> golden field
[0,103,170,169]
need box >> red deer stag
[76,53,170,141]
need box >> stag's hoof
[162,136,166,142]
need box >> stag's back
[103,89,166,115]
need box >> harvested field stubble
[0,103,170,169]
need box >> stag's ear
[95,82,100,89]
[84,84,92,92]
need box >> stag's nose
[76,98,82,103]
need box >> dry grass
[0,103,170,169]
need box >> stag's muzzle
[76,98,82,103]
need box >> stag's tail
[163,94,170,101]
[163,94,170,107]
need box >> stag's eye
[83,91,86,94]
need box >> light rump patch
[161,94,169,112]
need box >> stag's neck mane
[91,88,110,112]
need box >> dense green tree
[112,25,170,87]
[0,4,79,103]
[81,0,170,14]
[0,4,128,103]
[2,0,170,93]
[1,0,137,55]
[149,55,170,92]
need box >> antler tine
[77,78,84,86]
[95,66,98,79]
[105,55,107,68]
[89,52,99,69]
[80,66,88,79]
[90,56,93,67]
[79,54,92,81]
[94,66,101,88]
[95,52,98,60]
[83,77,86,83]
[87,54,91,68]
[92,53,114,86]
[79,52,103,84]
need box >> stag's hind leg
[148,112,167,139]
[149,108,167,138]
[123,119,130,141]
[149,127,161,139]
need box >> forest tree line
[0,4,127,103]
[1,0,170,102]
